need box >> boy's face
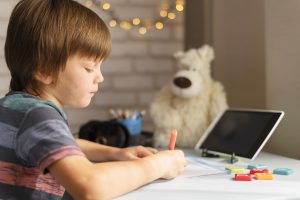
[43,54,103,108]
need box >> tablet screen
[196,109,284,159]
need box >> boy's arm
[48,150,186,200]
[75,138,157,162]
[75,138,120,161]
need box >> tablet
[194,108,284,160]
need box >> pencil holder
[120,117,142,136]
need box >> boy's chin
[72,100,91,108]
[80,102,91,108]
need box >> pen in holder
[109,109,145,136]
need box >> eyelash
[85,68,94,73]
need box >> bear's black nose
[173,77,192,88]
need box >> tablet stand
[201,149,238,163]
[230,152,238,164]
[201,149,220,158]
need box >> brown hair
[5,0,111,95]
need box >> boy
[0,0,186,199]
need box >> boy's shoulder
[0,91,66,120]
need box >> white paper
[178,156,227,178]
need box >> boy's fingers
[123,152,139,160]
[146,147,158,154]
[136,147,156,157]
[128,155,139,160]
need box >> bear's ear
[174,51,184,59]
[197,45,215,63]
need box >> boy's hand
[113,146,158,161]
[155,150,187,179]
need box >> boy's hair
[5,0,111,95]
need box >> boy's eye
[85,68,94,72]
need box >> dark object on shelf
[79,120,129,148]
[78,120,153,148]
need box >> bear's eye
[181,64,189,69]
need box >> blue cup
[120,117,142,136]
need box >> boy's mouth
[90,92,95,95]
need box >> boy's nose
[95,72,104,84]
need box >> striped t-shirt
[0,91,84,200]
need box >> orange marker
[255,173,274,180]
[169,129,177,150]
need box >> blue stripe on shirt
[17,119,76,166]
[18,107,66,137]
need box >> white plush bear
[150,45,228,148]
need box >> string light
[132,18,141,26]
[175,0,185,12]
[84,0,185,35]
[159,10,168,18]
[176,4,184,12]
[139,27,147,35]
[120,21,132,30]
[101,2,110,10]
[109,19,117,27]
[155,22,164,30]
[167,12,176,20]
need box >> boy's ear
[35,71,53,85]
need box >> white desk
[117,151,300,200]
